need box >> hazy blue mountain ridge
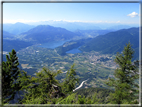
[18,25,81,43]
[106,25,132,31]
[26,20,138,31]
[3,22,35,35]
[3,30,15,39]
[26,21,102,31]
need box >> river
[73,79,89,92]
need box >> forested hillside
[80,27,139,60]
[18,25,80,43]
[3,39,33,52]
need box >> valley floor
[15,45,118,88]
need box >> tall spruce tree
[2,49,22,104]
[106,43,139,104]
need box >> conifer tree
[63,64,79,94]
[106,43,139,104]
[21,67,63,104]
[2,49,22,103]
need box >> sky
[3,2,140,25]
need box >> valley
[14,44,117,89]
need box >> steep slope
[80,27,139,60]
[19,25,80,43]
[3,31,15,39]
[3,39,33,52]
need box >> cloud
[127,12,139,18]
[116,21,120,23]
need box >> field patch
[21,64,32,69]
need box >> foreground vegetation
[2,43,139,105]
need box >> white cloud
[127,12,139,18]
[116,21,120,23]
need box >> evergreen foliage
[57,91,102,104]
[75,87,114,104]
[20,67,65,104]
[62,64,79,94]
[2,49,22,103]
[106,42,139,104]
[20,64,80,104]
[59,93,77,104]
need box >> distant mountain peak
[3,22,35,35]
[19,25,80,43]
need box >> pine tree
[16,70,32,104]
[106,42,139,104]
[20,67,63,104]
[2,49,22,103]
[62,64,79,94]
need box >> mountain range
[25,20,138,31]
[3,23,139,61]
[17,25,80,43]
[106,25,132,31]
[79,27,139,60]
[25,21,102,31]
[3,22,35,35]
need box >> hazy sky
[3,2,140,25]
